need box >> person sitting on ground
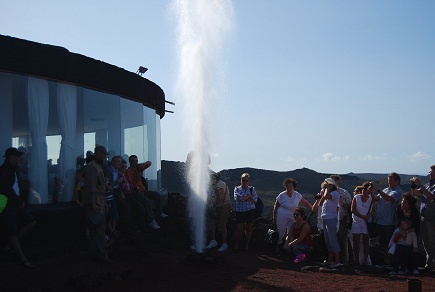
[119,159,160,230]
[350,182,376,266]
[126,155,167,219]
[205,172,232,252]
[284,207,312,263]
[273,178,312,255]
[389,218,419,275]
[0,147,37,268]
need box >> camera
[411,182,417,189]
[314,194,322,200]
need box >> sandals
[20,260,36,269]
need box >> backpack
[250,187,263,219]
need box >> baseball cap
[4,147,25,158]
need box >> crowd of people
[75,145,168,263]
[204,167,435,276]
[1,144,435,276]
[0,145,168,267]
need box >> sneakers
[389,271,397,275]
[412,269,420,275]
[293,253,307,264]
[149,220,160,230]
[206,240,218,249]
[330,263,343,268]
[160,213,168,218]
[217,243,228,252]
[398,270,406,275]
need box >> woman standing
[233,173,257,251]
[319,178,341,266]
[350,182,376,265]
[273,178,312,255]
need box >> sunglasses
[242,179,249,182]
[293,213,301,217]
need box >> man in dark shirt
[0,147,36,268]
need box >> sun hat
[324,178,336,186]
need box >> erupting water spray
[172,0,233,253]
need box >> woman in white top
[273,178,312,255]
[319,178,341,265]
[351,182,376,265]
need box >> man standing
[411,165,435,271]
[82,145,111,263]
[0,147,36,268]
[331,175,352,265]
[371,172,403,265]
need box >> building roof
[0,34,165,118]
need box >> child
[389,218,418,275]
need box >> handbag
[365,198,377,237]
[264,224,279,244]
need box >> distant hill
[161,160,427,216]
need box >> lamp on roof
[136,66,148,76]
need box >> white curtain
[27,77,49,204]
[57,83,77,202]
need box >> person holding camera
[272,178,312,255]
[318,178,341,266]
[410,165,435,271]
[350,182,376,265]
[370,172,403,266]
[330,175,352,265]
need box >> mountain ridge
[161,160,426,215]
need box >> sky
[1,1,434,175]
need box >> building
[0,35,166,204]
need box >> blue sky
[1,1,434,175]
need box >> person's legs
[234,223,244,250]
[362,234,370,265]
[275,214,289,254]
[134,193,156,223]
[353,233,361,264]
[421,219,435,269]
[378,225,395,265]
[338,218,349,264]
[217,204,231,245]
[144,190,162,214]
[85,205,108,261]
[324,217,341,263]
[126,196,147,230]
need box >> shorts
[235,209,255,224]
[0,205,35,236]
[351,220,368,235]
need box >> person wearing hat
[318,177,341,266]
[330,174,352,265]
[0,147,36,268]
[82,145,112,263]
